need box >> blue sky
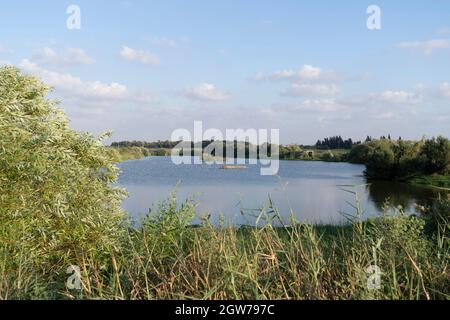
[1,0,450,144]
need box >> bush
[364,141,396,179]
[0,66,126,296]
[348,137,450,181]
[420,137,450,174]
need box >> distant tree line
[110,136,450,176]
[111,140,181,149]
[364,134,403,142]
[316,136,361,150]
[112,140,276,159]
[112,135,361,152]
[110,136,361,161]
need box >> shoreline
[112,148,449,190]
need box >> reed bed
[1,191,448,300]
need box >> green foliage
[347,144,371,164]
[108,146,149,162]
[423,198,450,240]
[0,66,126,297]
[420,137,450,175]
[141,190,197,258]
[316,135,359,150]
[365,140,396,179]
[348,137,450,181]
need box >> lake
[117,157,443,226]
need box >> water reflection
[117,157,448,225]
[366,181,441,212]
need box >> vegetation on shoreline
[108,146,150,162]
[108,146,174,163]
[110,140,352,163]
[1,190,449,300]
[111,136,358,163]
[348,137,450,188]
[1,67,449,300]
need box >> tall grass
[1,192,448,300]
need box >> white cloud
[279,99,343,113]
[147,36,190,48]
[18,59,157,105]
[271,65,323,81]
[120,46,160,65]
[181,83,231,102]
[31,47,94,68]
[270,64,338,83]
[396,39,450,54]
[281,83,339,97]
[255,65,339,84]
[20,59,127,100]
[378,90,422,104]
[439,82,450,98]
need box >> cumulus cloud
[396,39,450,54]
[19,59,157,105]
[281,83,339,97]
[271,65,323,81]
[377,90,422,104]
[31,47,94,68]
[120,46,160,65]
[20,59,127,100]
[277,99,343,113]
[268,65,339,83]
[181,83,231,102]
[147,36,190,48]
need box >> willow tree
[0,66,126,296]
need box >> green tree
[347,144,372,164]
[0,66,126,292]
[420,136,450,174]
[365,141,395,179]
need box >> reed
[1,193,448,300]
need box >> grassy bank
[1,193,448,300]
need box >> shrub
[0,66,126,296]
[364,141,396,179]
[347,144,372,164]
[348,137,450,180]
[420,136,450,174]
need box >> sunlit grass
[1,192,448,300]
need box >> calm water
[117,157,443,225]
